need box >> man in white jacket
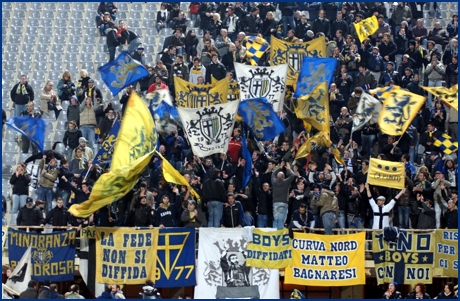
[366,183,405,229]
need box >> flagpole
[391,135,404,151]
[83,164,92,182]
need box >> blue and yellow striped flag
[68,92,157,217]
[434,133,458,155]
[245,36,269,66]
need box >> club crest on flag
[190,107,232,146]
[227,82,240,101]
[294,57,337,98]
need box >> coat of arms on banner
[239,68,284,101]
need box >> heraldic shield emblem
[250,75,271,99]
[200,112,222,144]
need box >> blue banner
[241,131,252,190]
[294,57,337,98]
[93,120,120,165]
[155,228,196,288]
[8,229,77,282]
[5,116,48,153]
[98,51,149,96]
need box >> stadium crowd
[3,2,459,239]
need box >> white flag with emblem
[195,228,280,299]
[177,101,240,157]
[352,92,382,133]
[235,63,288,112]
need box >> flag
[175,77,228,108]
[195,228,280,299]
[5,116,48,153]
[378,88,426,136]
[238,98,286,141]
[177,100,240,157]
[155,151,201,201]
[367,158,405,189]
[241,131,252,190]
[93,120,121,165]
[434,133,458,155]
[79,227,105,298]
[6,245,32,295]
[68,92,157,217]
[245,36,270,66]
[246,228,292,269]
[332,147,346,167]
[155,228,197,288]
[270,36,326,86]
[294,57,338,98]
[369,86,396,102]
[354,15,379,42]
[294,82,330,132]
[434,230,458,277]
[227,81,240,102]
[295,131,331,160]
[153,100,182,135]
[421,84,458,111]
[352,92,383,132]
[147,89,174,115]
[234,63,288,112]
[98,51,149,96]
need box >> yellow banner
[175,77,228,108]
[295,131,331,160]
[285,232,366,286]
[378,88,426,135]
[434,230,458,277]
[246,228,292,269]
[354,15,379,42]
[294,82,330,132]
[270,36,326,86]
[367,158,405,189]
[96,227,159,285]
[421,84,458,111]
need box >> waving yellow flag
[294,82,330,133]
[295,131,331,160]
[68,93,157,217]
[175,77,228,108]
[421,84,458,111]
[354,15,379,42]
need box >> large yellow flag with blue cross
[68,92,157,217]
[367,158,405,189]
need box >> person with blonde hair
[57,71,76,102]
[40,80,61,119]
[76,69,91,103]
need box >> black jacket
[19,287,39,299]
[202,176,226,203]
[253,177,272,215]
[44,206,70,227]
[312,18,330,37]
[412,201,436,229]
[11,81,35,105]
[63,128,82,149]
[205,61,227,84]
[444,209,458,229]
[10,173,31,195]
[17,205,43,226]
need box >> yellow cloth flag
[354,15,379,42]
[285,232,366,286]
[367,158,405,189]
[295,131,331,160]
[434,230,458,278]
[378,88,426,135]
[433,133,459,155]
[155,151,201,202]
[211,76,240,102]
[68,93,157,218]
[270,36,326,86]
[421,84,458,111]
[95,227,159,284]
[246,228,292,269]
[175,77,228,108]
[294,82,330,133]
[332,147,346,167]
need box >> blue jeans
[337,211,346,230]
[99,23,110,35]
[156,22,165,32]
[12,194,28,214]
[347,214,364,229]
[38,186,54,214]
[273,202,288,230]
[427,80,442,109]
[398,205,410,229]
[80,125,95,149]
[14,104,27,117]
[95,14,116,25]
[257,214,268,228]
[322,211,336,235]
[128,37,142,55]
[282,16,296,36]
[207,201,223,228]
[59,190,71,205]
[361,134,376,158]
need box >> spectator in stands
[76,69,91,103]
[96,2,117,27]
[65,284,84,299]
[289,203,314,233]
[189,57,206,84]
[331,11,349,38]
[371,15,391,44]
[406,283,431,299]
[444,199,458,229]
[160,47,177,73]
[184,30,199,63]
[61,177,91,207]
[147,76,168,94]
[355,64,377,89]
[69,148,89,176]
[97,12,115,36]
[202,168,226,227]
[9,163,30,217]
[271,161,295,230]
[432,171,451,228]
[181,199,206,228]
[312,10,330,38]
[38,155,59,214]
[425,54,445,108]
[79,96,98,149]
[49,283,64,299]
[412,19,428,48]
[367,184,405,229]
[106,27,120,62]
[443,39,458,66]
[152,61,169,86]
[156,3,169,32]
[391,2,412,36]
[131,182,155,209]
[67,96,81,126]
[205,53,226,83]
[367,46,384,84]
[11,75,34,117]
[71,137,94,161]
[220,193,244,228]
[278,2,297,36]
[110,284,125,299]
[41,197,71,231]
[40,80,61,120]
[16,197,44,230]
[38,280,51,299]
[19,280,39,299]
[215,29,231,58]
[57,71,76,103]
[447,15,458,38]
[167,3,181,29]
[428,22,450,48]
[169,54,189,85]
[57,159,74,204]
[196,30,215,59]
[154,191,181,228]
[121,27,142,55]
[383,282,402,299]
[172,11,187,34]
[63,120,83,160]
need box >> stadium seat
[73,11,84,20]
[438,3,449,11]
[43,11,56,19]
[60,101,70,111]
[5,52,18,62]
[56,121,68,131]
[132,3,144,11]
[422,19,433,28]
[2,2,12,10]
[28,19,40,27]
[118,3,129,11]
[73,3,85,11]
[25,29,38,39]
[3,62,17,71]
[44,2,57,10]
[30,2,42,10]
[2,165,13,179]
[8,34,22,44]
[88,2,99,10]
[452,3,458,10]
[13,11,26,19]
[56,19,68,28]
[35,62,48,71]
[59,3,72,11]
[40,19,54,28]
[3,130,17,142]
[53,142,66,154]
[4,142,18,153]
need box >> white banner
[352,92,382,133]
[195,228,280,299]
[235,63,288,112]
[177,101,240,158]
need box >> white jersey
[369,198,396,230]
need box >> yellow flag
[367,158,405,189]
[354,15,379,42]
[212,76,240,102]
[68,93,157,217]
[434,230,458,277]
[175,77,228,108]
[421,84,458,111]
[378,88,426,136]
[270,36,326,85]
[433,133,459,155]
[295,131,331,160]
[294,82,330,133]
[246,228,292,269]
[332,147,346,167]
[155,151,201,202]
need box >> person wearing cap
[38,155,59,214]
[71,137,94,161]
[16,197,44,230]
[371,15,390,44]
[131,182,155,210]
[383,282,402,299]
[97,12,115,36]
[181,199,206,228]
[365,183,405,230]
[289,203,314,234]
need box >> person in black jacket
[17,197,44,230]
[444,199,458,229]
[312,10,331,38]
[10,163,31,215]
[11,75,35,117]
[205,53,226,84]
[60,176,91,206]
[294,14,311,40]
[202,168,227,227]
[278,2,297,36]
[382,282,402,299]
[436,282,456,299]
[240,7,262,35]
[41,198,71,231]
[106,27,120,62]
[412,193,436,229]
[220,194,244,228]
[154,189,182,228]
[253,172,273,228]
[405,283,431,299]
[63,120,83,160]
[19,280,39,299]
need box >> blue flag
[241,131,252,190]
[98,51,149,96]
[5,116,48,153]
[155,228,196,288]
[238,98,286,141]
[93,120,120,165]
[294,57,338,98]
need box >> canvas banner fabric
[246,228,292,269]
[433,230,458,278]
